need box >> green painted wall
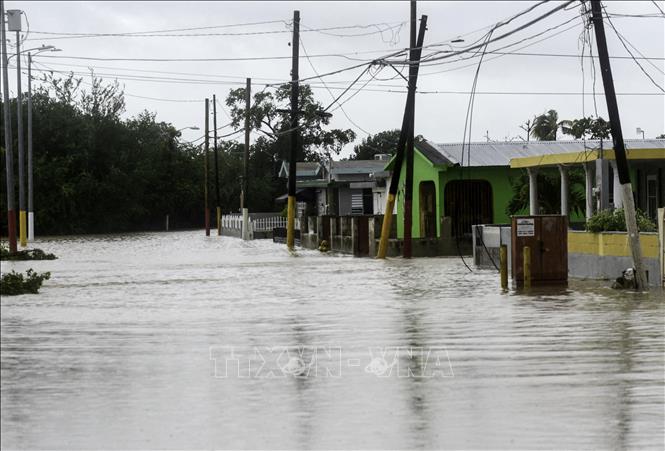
[395,148,442,239]
[441,165,518,225]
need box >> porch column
[559,165,569,217]
[527,167,538,215]
[584,162,594,220]
[610,160,623,209]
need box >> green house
[389,139,665,240]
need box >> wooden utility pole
[204,98,210,236]
[213,94,221,236]
[1,0,17,252]
[377,14,428,259]
[590,0,647,290]
[403,0,417,258]
[286,10,300,251]
[241,77,251,240]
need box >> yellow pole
[376,193,396,258]
[19,210,27,247]
[216,207,221,236]
[286,195,295,250]
[500,244,508,290]
[523,245,531,289]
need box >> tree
[1,72,208,235]
[519,118,535,142]
[225,83,356,162]
[560,116,611,140]
[350,129,424,160]
[531,109,571,141]
[656,133,665,139]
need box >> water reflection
[1,231,663,449]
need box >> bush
[0,245,57,261]
[0,269,51,295]
[585,208,656,233]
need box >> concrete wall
[568,230,661,286]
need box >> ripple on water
[1,230,664,449]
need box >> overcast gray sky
[6,1,665,158]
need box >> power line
[26,22,406,41]
[392,0,577,66]
[601,4,664,92]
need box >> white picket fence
[220,214,300,236]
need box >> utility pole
[590,0,647,291]
[241,77,251,240]
[8,10,26,247]
[1,0,17,252]
[377,14,427,259]
[286,10,300,251]
[204,98,210,237]
[27,51,33,241]
[213,94,221,236]
[403,0,417,259]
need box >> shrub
[0,245,57,261]
[585,208,656,233]
[0,269,51,295]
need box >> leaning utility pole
[1,0,17,252]
[590,0,647,291]
[286,10,300,251]
[204,98,210,237]
[10,10,26,247]
[241,77,251,240]
[213,94,221,236]
[403,0,417,258]
[377,14,428,259]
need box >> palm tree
[530,110,572,141]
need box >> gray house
[278,155,392,217]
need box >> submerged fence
[220,214,300,238]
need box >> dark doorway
[419,181,437,238]
[444,180,493,238]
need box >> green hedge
[585,208,656,233]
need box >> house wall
[396,149,442,239]
[441,165,517,225]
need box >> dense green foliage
[0,245,57,260]
[585,208,656,233]
[0,268,51,295]
[1,72,206,234]
[349,130,424,160]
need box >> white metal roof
[424,139,665,167]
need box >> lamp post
[1,1,17,252]
[636,127,645,140]
[27,45,60,241]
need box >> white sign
[516,218,535,237]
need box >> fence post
[523,245,531,289]
[500,244,508,290]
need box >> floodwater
[1,231,663,450]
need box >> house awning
[275,188,316,202]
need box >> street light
[176,126,200,133]
[27,45,61,241]
[636,127,645,140]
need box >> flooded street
[1,230,664,449]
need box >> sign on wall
[516,218,535,237]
